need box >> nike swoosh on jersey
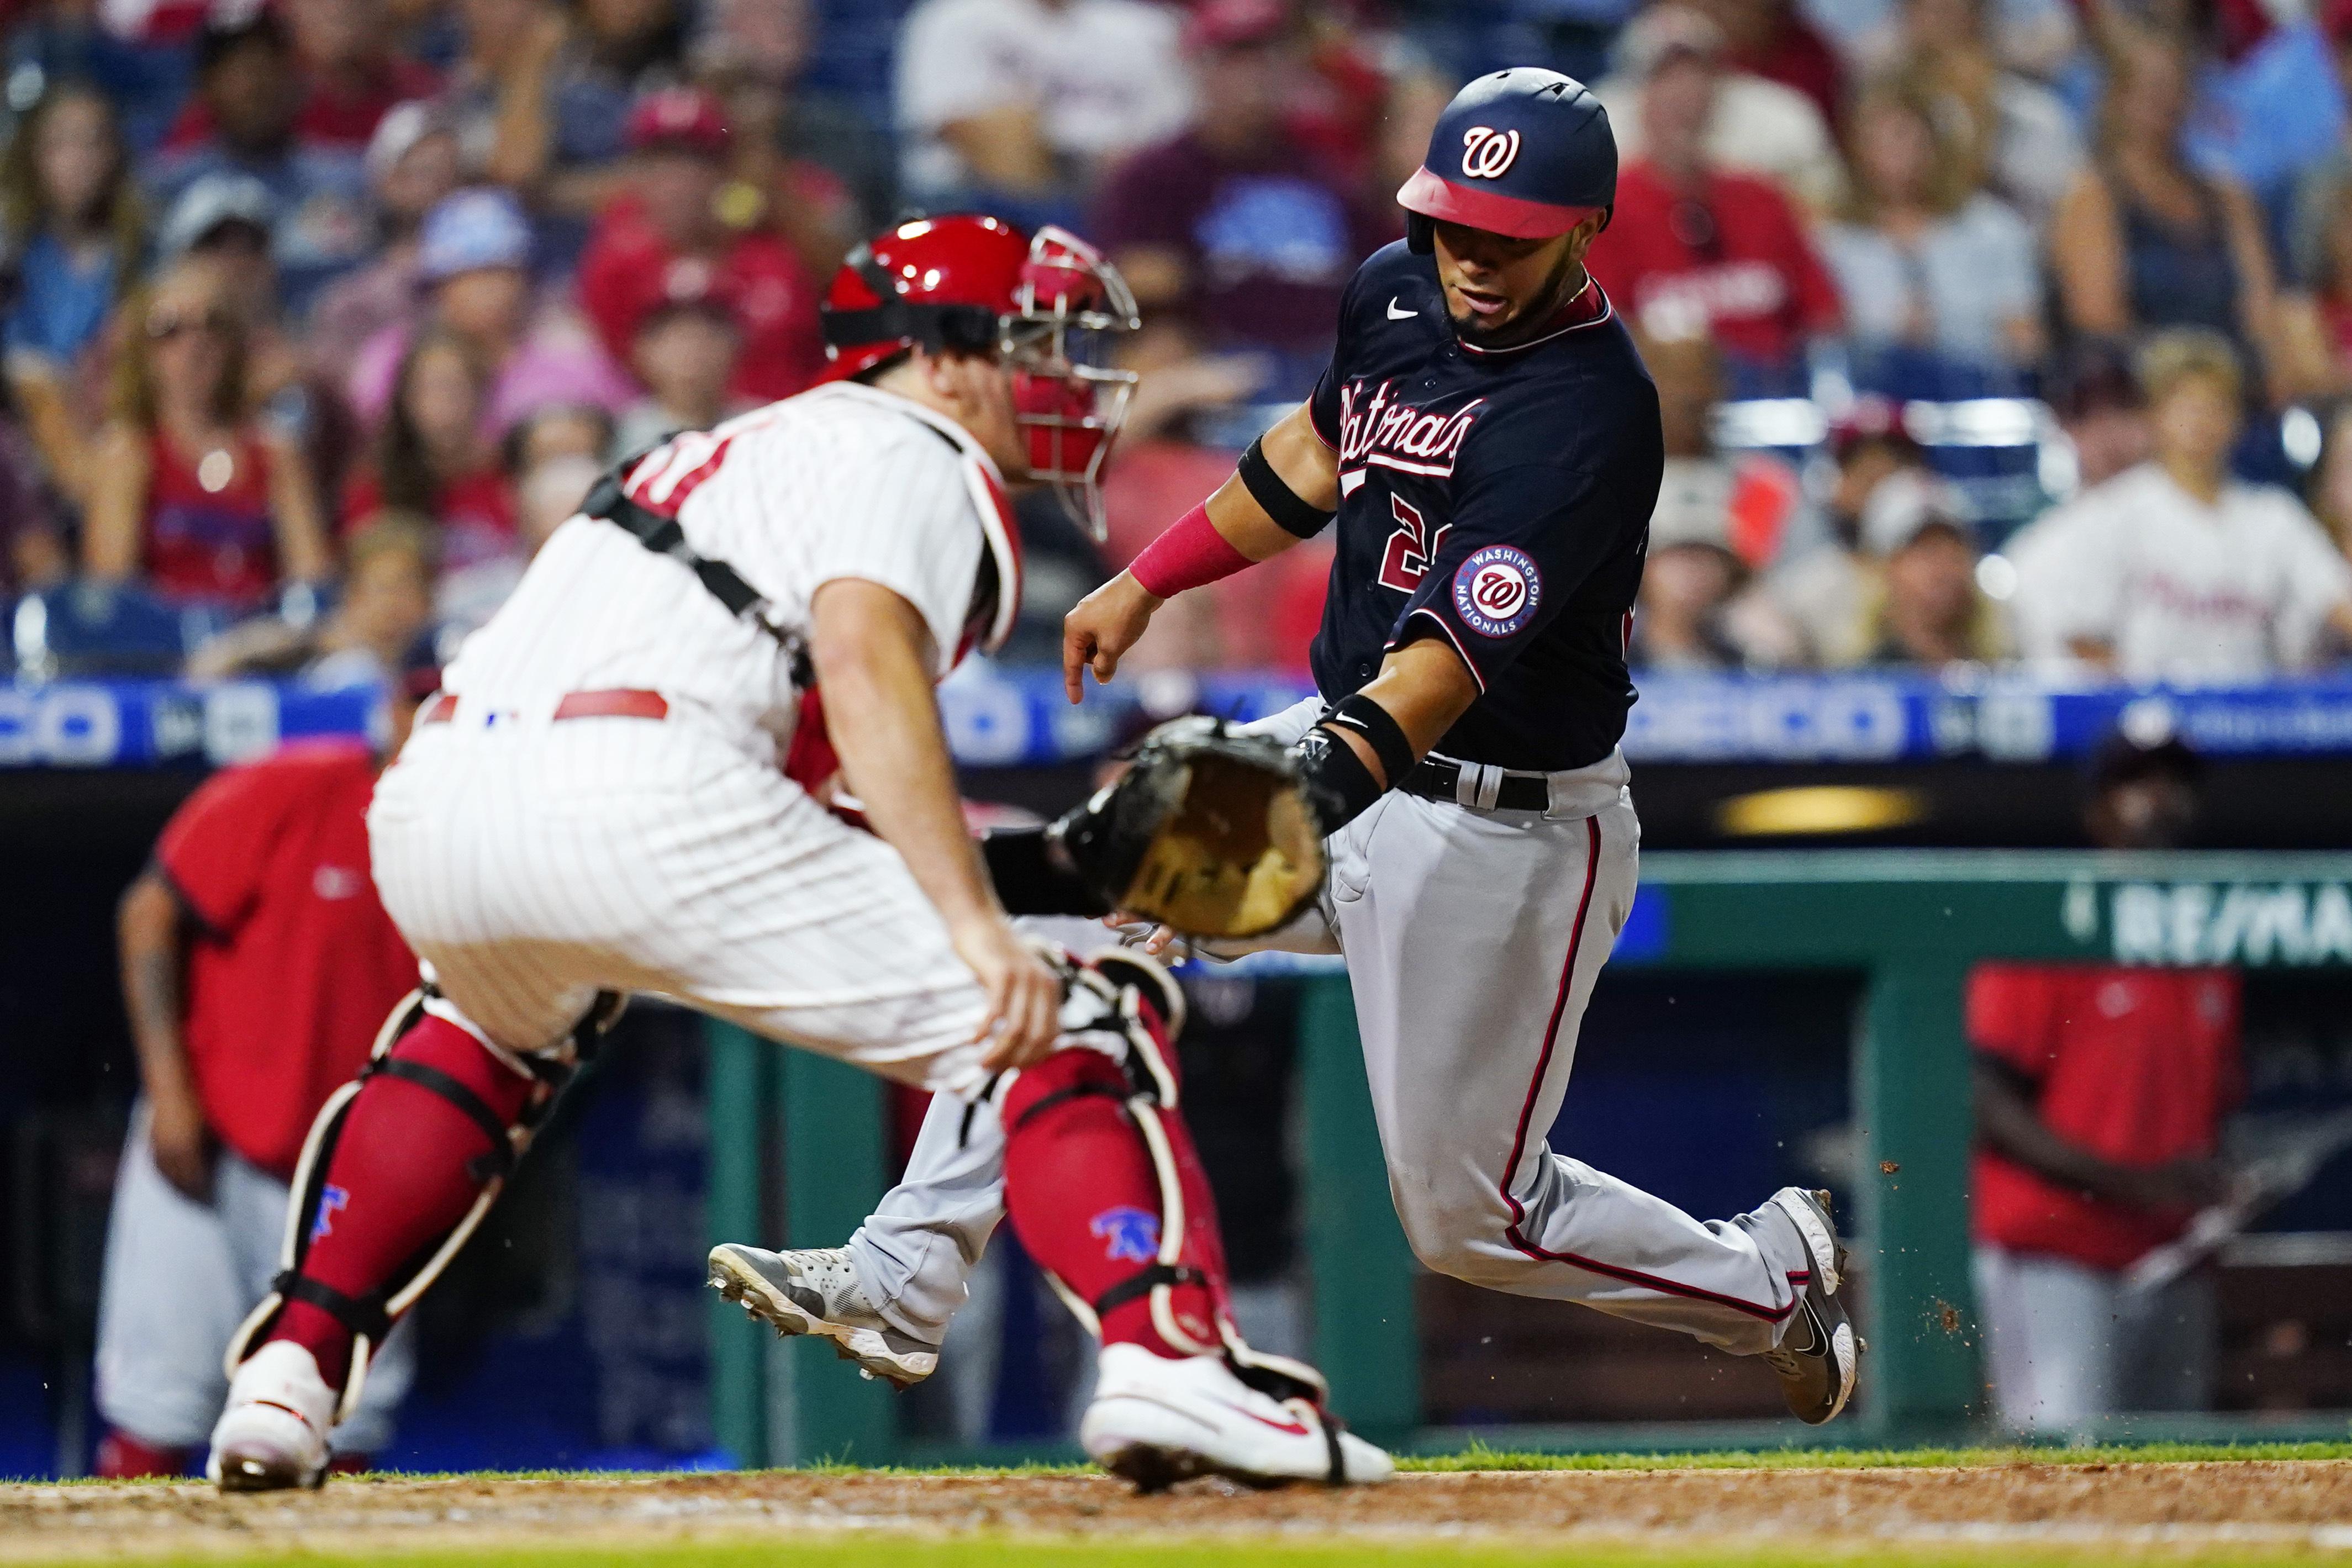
[1386,297,1416,319]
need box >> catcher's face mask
[1003,227,1140,541]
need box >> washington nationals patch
[1453,545,1541,637]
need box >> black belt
[1401,756,1552,812]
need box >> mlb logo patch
[1453,545,1541,637]
[1090,1206,1161,1264]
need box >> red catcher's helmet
[817,214,1140,538]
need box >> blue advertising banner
[10,669,2352,770]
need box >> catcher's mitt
[1048,716,1326,939]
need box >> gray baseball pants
[850,699,1813,1358]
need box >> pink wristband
[1127,501,1252,599]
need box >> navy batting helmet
[1398,68,1616,253]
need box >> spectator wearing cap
[1869,0,2082,226]
[2,81,144,505]
[693,0,898,279]
[81,255,333,611]
[148,9,373,315]
[1854,469,2005,668]
[306,100,463,380]
[160,0,441,156]
[576,87,823,405]
[1970,728,2240,1432]
[1089,0,1386,430]
[1593,4,1844,212]
[895,0,1193,229]
[2011,329,2352,681]
[1587,12,1842,392]
[348,187,633,436]
[1816,76,2043,382]
[2049,30,2283,400]
[1766,408,1930,666]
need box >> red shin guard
[268,1016,533,1385]
[999,1042,1233,1360]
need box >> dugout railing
[713,848,2352,1464]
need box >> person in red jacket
[1586,25,1839,390]
[1969,728,2245,1432]
[92,671,433,1477]
[576,86,824,405]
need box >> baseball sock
[266,1015,533,1387]
[94,1431,186,1479]
[1000,1043,1227,1359]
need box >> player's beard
[1450,249,1584,351]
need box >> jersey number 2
[1377,495,1451,593]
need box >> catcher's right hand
[1048,717,1326,940]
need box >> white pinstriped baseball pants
[852,699,1813,1358]
[368,709,996,1094]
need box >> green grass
[21,1439,2352,1487]
[1396,1439,2352,1470]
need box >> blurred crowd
[9,0,2352,690]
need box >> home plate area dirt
[4,1461,2350,1561]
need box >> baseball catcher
[204,216,1389,1493]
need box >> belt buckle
[1452,761,1504,811]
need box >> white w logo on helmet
[1459,125,1522,179]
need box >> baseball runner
[734,71,1860,1425]
[204,215,1392,1493]
[97,679,430,1477]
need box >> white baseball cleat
[706,1243,938,1389]
[207,1340,336,1492]
[1080,1342,1395,1491]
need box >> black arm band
[982,826,1111,917]
[1294,724,1385,831]
[1323,693,1415,789]
[1238,436,1336,540]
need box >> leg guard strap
[272,1271,391,1345]
[1006,1079,1127,1134]
[367,1057,517,1182]
[1093,1262,1206,1319]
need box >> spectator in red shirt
[1970,729,2245,1432]
[93,671,432,1477]
[1586,18,1842,391]
[576,87,824,405]
[82,256,334,610]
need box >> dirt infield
[4,1460,2350,1564]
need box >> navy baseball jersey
[1305,241,1663,771]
